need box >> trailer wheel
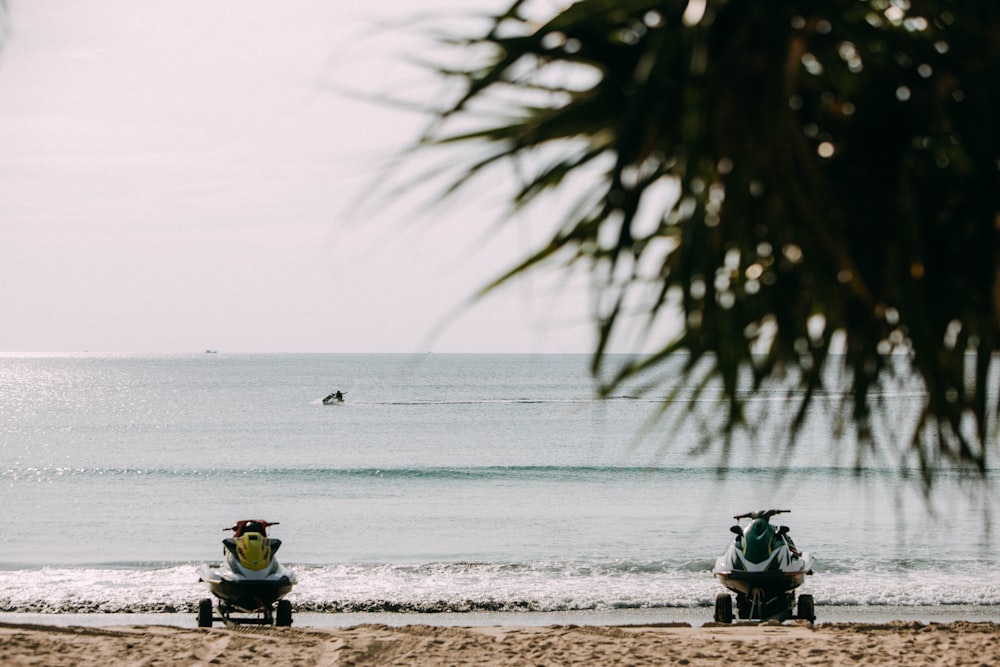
[275,599,293,627]
[197,598,214,628]
[714,593,734,624]
[735,593,751,619]
[797,594,815,622]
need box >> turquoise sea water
[1,353,998,618]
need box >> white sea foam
[0,560,997,614]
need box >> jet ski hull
[197,563,295,612]
[713,569,809,597]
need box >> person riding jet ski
[322,390,345,404]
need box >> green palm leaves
[413,0,1000,480]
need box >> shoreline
[3,604,999,629]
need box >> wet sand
[1,620,998,666]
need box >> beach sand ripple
[1,621,998,666]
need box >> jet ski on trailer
[196,519,297,627]
[712,509,815,623]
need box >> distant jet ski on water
[322,390,345,405]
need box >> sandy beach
[1,620,997,666]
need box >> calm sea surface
[1,353,998,619]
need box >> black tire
[797,594,815,622]
[275,599,293,627]
[713,593,734,624]
[735,593,751,619]
[197,598,214,628]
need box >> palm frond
[404,0,1000,483]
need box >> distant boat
[205,350,218,354]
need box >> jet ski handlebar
[224,520,279,533]
[733,509,790,521]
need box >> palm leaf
[405,0,1000,482]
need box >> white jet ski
[196,519,297,627]
[712,509,815,623]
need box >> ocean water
[1,353,998,621]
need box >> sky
[0,0,607,354]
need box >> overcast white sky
[0,0,609,354]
